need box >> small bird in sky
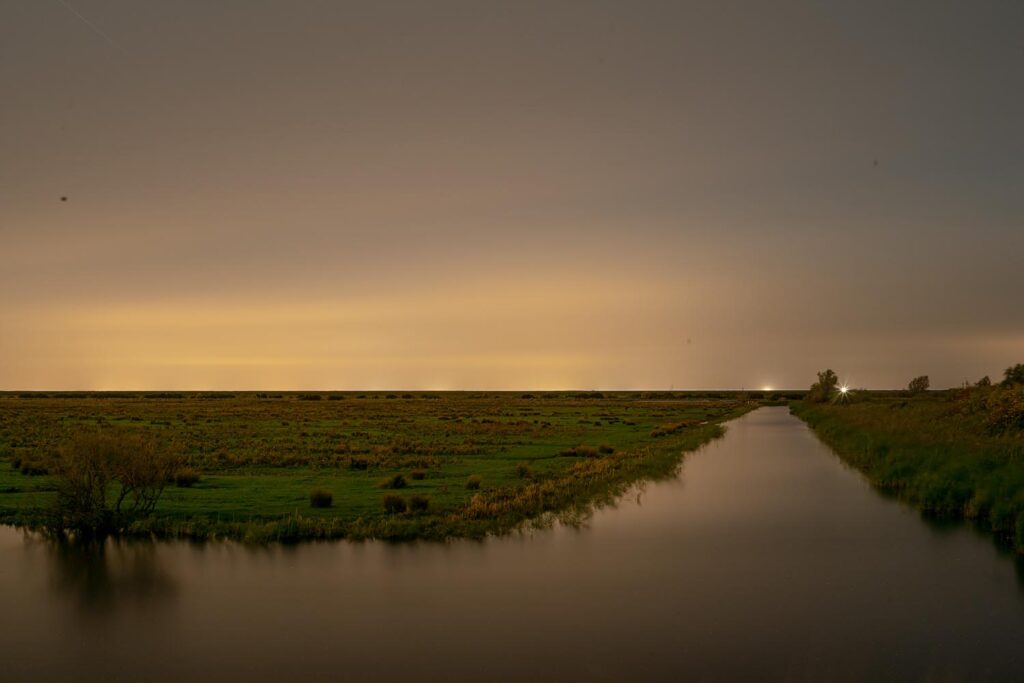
[873,159,879,166]
[60,196,68,202]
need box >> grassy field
[792,393,1024,553]
[0,392,759,542]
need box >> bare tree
[51,430,181,536]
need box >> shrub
[515,462,533,479]
[310,489,333,508]
[409,494,430,512]
[383,494,407,514]
[379,473,407,489]
[598,444,615,454]
[466,474,482,490]
[348,457,369,470]
[410,469,427,480]
[174,467,201,488]
[51,430,182,536]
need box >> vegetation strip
[0,393,757,543]
[792,381,1024,553]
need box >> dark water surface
[3,407,1023,682]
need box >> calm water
[2,407,1023,682]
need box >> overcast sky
[2,0,1021,390]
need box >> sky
[2,0,1022,390]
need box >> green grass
[0,392,755,542]
[792,394,1024,553]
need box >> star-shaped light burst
[834,380,853,403]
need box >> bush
[51,430,181,536]
[466,474,482,490]
[174,468,201,488]
[515,462,533,479]
[409,495,430,512]
[383,494,407,514]
[598,444,615,454]
[379,473,407,489]
[348,457,369,470]
[309,489,333,508]
[410,469,427,480]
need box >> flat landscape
[0,392,760,542]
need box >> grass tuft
[383,494,407,514]
[379,473,408,489]
[310,489,333,508]
[174,468,201,488]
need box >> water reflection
[42,537,177,615]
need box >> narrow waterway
[2,407,1022,681]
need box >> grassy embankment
[792,394,1024,552]
[0,392,758,542]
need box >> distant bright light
[839,385,849,394]
[762,386,773,392]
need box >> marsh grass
[379,474,408,489]
[515,462,534,479]
[0,392,752,542]
[174,468,201,488]
[383,494,407,514]
[793,396,1024,553]
[560,444,599,458]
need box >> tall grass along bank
[792,393,1024,553]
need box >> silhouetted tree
[976,375,992,387]
[907,375,930,395]
[1002,364,1024,387]
[807,369,838,403]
